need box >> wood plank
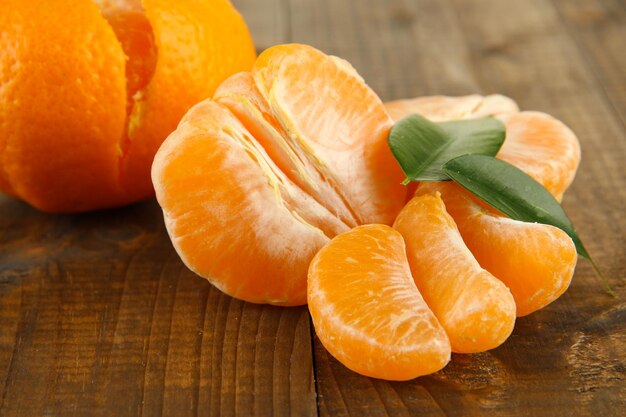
[289,0,625,415]
[289,0,482,101]
[551,0,626,125]
[1,0,624,415]
[0,198,317,417]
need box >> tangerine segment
[496,111,580,200]
[308,224,451,380]
[393,193,516,353]
[384,94,519,122]
[417,182,577,317]
[152,100,351,305]
[253,44,406,225]
[0,0,127,211]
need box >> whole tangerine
[0,0,255,212]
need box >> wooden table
[1,0,624,416]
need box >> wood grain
[552,0,626,125]
[0,199,317,417]
[1,0,625,416]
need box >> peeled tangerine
[152,44,406,306]
[0,0,255,212]
[153,50,582,377]
[386,95,580,316]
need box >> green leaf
[442,154,614,296]
[388,114,506,182]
